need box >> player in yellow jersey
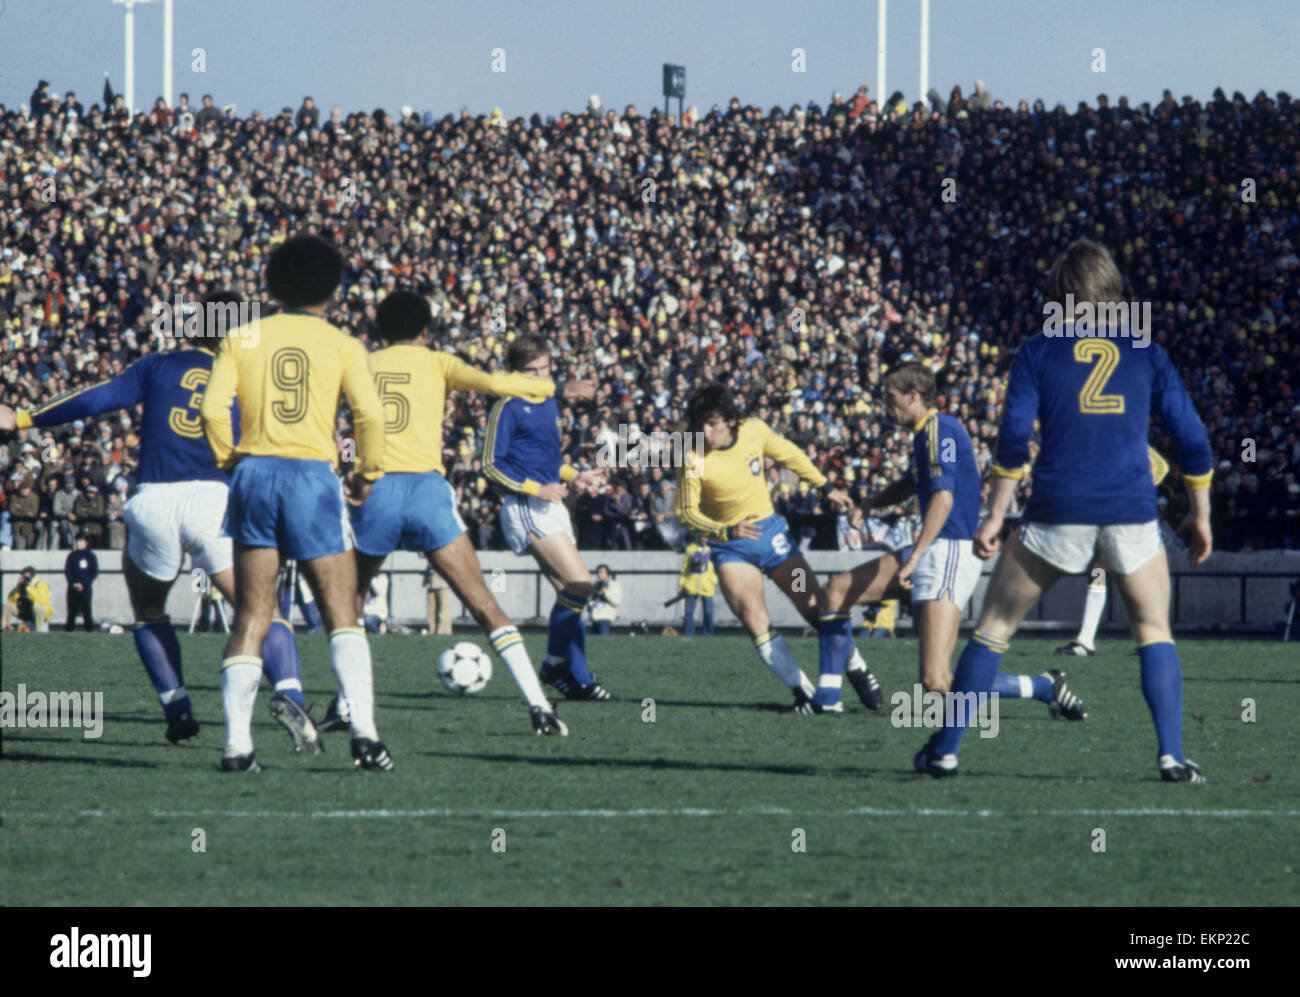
[200,234,392,772]
[674,383,884,713]
[337,292,594,736]
[1056,445,1171,656]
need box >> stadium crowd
[2,80,1299,553]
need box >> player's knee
[564,578,593,600]
[826,573,851,608]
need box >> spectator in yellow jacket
[4,565,53,632]
[861,599,897,638]
[678,538,717,635]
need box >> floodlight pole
[919,0,929,104]
[112,0,158,114]
[876,0,886,108]
[164,0,174,107]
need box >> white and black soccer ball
[436,641,493,695]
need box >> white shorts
[900,538,983,607]
[123,480,233,581]
[500,494,575,556]
[1018,520,1163,576]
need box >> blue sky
[3,0,1296,119]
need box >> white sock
[330,627,378,741]
[489,626,549,709]
[1018,674,1034,698]
[1076,583,1107,649]
[847,645,867,673]
[754,631,813,693]
[221,657,261,756]
[274,678,303,696]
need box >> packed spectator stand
[2,81,1298,555]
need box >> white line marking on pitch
[32,806,1300,820]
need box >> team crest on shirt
[749,456,761,476]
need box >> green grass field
[1,631,1296,905]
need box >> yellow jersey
[368,344,553,474]
[675,418,826,541]
[201,311,387,480]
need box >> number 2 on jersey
[1074,339,1125,414]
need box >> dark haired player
[0,292,312,748]
[342,292,594,735]
[674,383,884,713]
[201,235,391,771]
[484,333,612,702]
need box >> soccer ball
[437,641,493,695]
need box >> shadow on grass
[421,749,820,777]
[1183,676,1298,684]
[0,750,157,768]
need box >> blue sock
[815,613,853,706]
[261,617,305,707]
[992,672,1054,702]
[1138,640,1183,761]
[133,616,191,720]
[930,630,1007,756]
[550,590,594,684]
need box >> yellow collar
[912,407,938,433]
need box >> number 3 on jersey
[168,367,209,438]
[1074,339,1125,414]
[771,531,791,557]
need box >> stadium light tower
[112,0,158,115]
[663,64,685,120]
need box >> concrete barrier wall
[4,547,1297,632]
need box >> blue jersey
[22,349,236,485]
[909,409,981,541]
[483,396,565,496]
[991,332,1213,524]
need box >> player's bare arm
[974,474,1019,558]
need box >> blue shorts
[710,514,798,576]
[350,470,466,557]
[225,456,352,560]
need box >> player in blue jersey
[824,363,1085,717]
[915,239,1214,781]
[0,291,317,750]
[484,334,613,702]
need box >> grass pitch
[1,631,1296,906]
